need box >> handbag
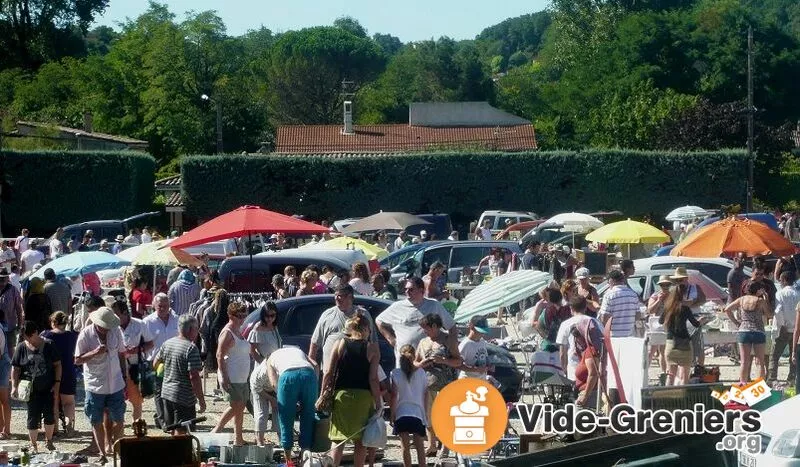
[137,336,156,398]
[317,344,344,413]
[16,379,31,402]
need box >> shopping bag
[361,413,387,449]
[16,380,31,402]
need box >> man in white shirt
[475,220,492,241]
[556,296,593,381]
[14,229,30,255]
[142,293,179,428]
[123,230,140,245]
[19,240,44,275]
[74,307,127,464]
[8,266,21,294]
[771,271,799,382]
[140,228,152,244]
[394,231,408,251]
[0,242,15,271]
[114,302,154,421]
[376,277,458,366]
[50,228,65,259]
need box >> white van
[478,210,539,235]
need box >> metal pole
[248,232,254,292]
[215,100,223,154]
[746,25,754,213]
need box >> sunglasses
[266,313,277,317]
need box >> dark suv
[390,240,523,284]
[53,211,160,243]
[242,295,523,402]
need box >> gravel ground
[7,319,795,465]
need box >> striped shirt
[168,280,201,316]
[158,336,203,407]
[599,285,640,337]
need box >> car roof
[219,254,351,272]
[276,294,393,307]
[256,248,368,266]
[634,257,736,267]
[494,220,549,239]
[481,210,535,216]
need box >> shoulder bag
[16,344,41,402]
[316,340,344,413]
[137,335,156,398]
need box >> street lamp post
[201,94,223,154]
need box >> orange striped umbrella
[671,217,796,257]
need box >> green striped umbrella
[453,270,553,324]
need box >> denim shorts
[0,355,11,388]
[85,389,126,425]
[737,331,766,345]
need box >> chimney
[342,101,354,135]
[83,111,93,133]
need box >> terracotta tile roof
[276,124,537,153]
[165,191,184,207]
[272,152,407,159]
[155,174,181,189]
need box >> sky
[93,0,550,42]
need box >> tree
[267,26,385,124]
[508,51,528,68]
[85,26,119,55]
[334,16,367,38]
[357,38,493,124]
[0,0,110,69]
[588,79,696,148]
[373,33,402,57]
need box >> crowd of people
[2,220,800,465]
[0,225,503,467]
[526,251,800,411]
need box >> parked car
[494,219,549,240]
[518,221,576,249]
[378,241,444,270]
[389,240,523,284]
[52,211,161,244]
[242,294,523,402]
[735,394,800,467]
[256,248,369,270]
[218,253,351,293]
[595,268,728,304]
[632,257,751,290]
[478,210,539,235]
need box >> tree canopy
[1,0,800,205]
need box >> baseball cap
[575,267,590,279]
[470,316,490,334]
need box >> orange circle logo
[430,378,509,456]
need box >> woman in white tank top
[211,302,252,445]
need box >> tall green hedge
[0,150,156,235]
[182,150,748,229]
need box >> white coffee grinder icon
[449,386,490,445]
